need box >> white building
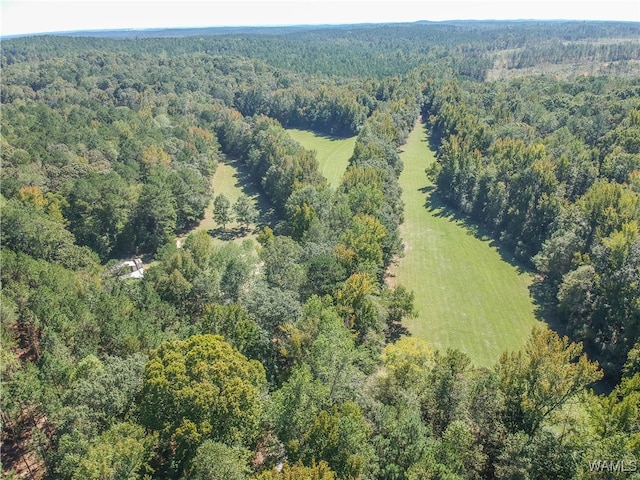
[112,258,144,279]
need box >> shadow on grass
[288,127,354,142]
[418,114,442,152]
[386,322,411,343]
[527,280,565,327]
[223,156,279,228]
[316,132,354,142]
[427,127,443,152]
[420,184,558,330]
[422,186,530,275]
[208,225,254,241]
[418,118,533,279]
[414,118,595,378]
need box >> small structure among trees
[111,258,144,279]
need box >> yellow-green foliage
[253,461,336,480]
[141,335,266,457]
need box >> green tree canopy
[253,461,336,480]
[130,179,177,253]
[233,194,259,230]
[182,440,251,480]
[497,326,603,435]
[71,422,157,480]
[213,194,233,229]
[140,334,266,472]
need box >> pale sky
[1,0,639,37]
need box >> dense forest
[2,21,639,479]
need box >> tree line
[424,72,640,382]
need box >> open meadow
[286,128,356,188]
[388,121,540,367]
[177,157,275,246]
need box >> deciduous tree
[233,194,259,230]
[71,423,156,480]
[497,327,603,435]
[213,194,232,229]
[253,461,336,480]
[182,440,251,480]
[140,335,266,473]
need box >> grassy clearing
[177,157,276,246]
[286,128,356,188]
[388,120,539,368]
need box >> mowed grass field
[177,157,275,246]
[286,128,356,187]
[388,121,539,367]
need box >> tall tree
[140,335,266,474]
[253,461,337,480]
[182,440,251,480]
[213,194,232,229]
[336,272,380,338]
[64,172,133,260]
[130,180,177,254]
[299,402,376,479]
[497,327,603,435]
[71,423,157,480]
[233,194,259,230]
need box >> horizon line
[3,18,638,40]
